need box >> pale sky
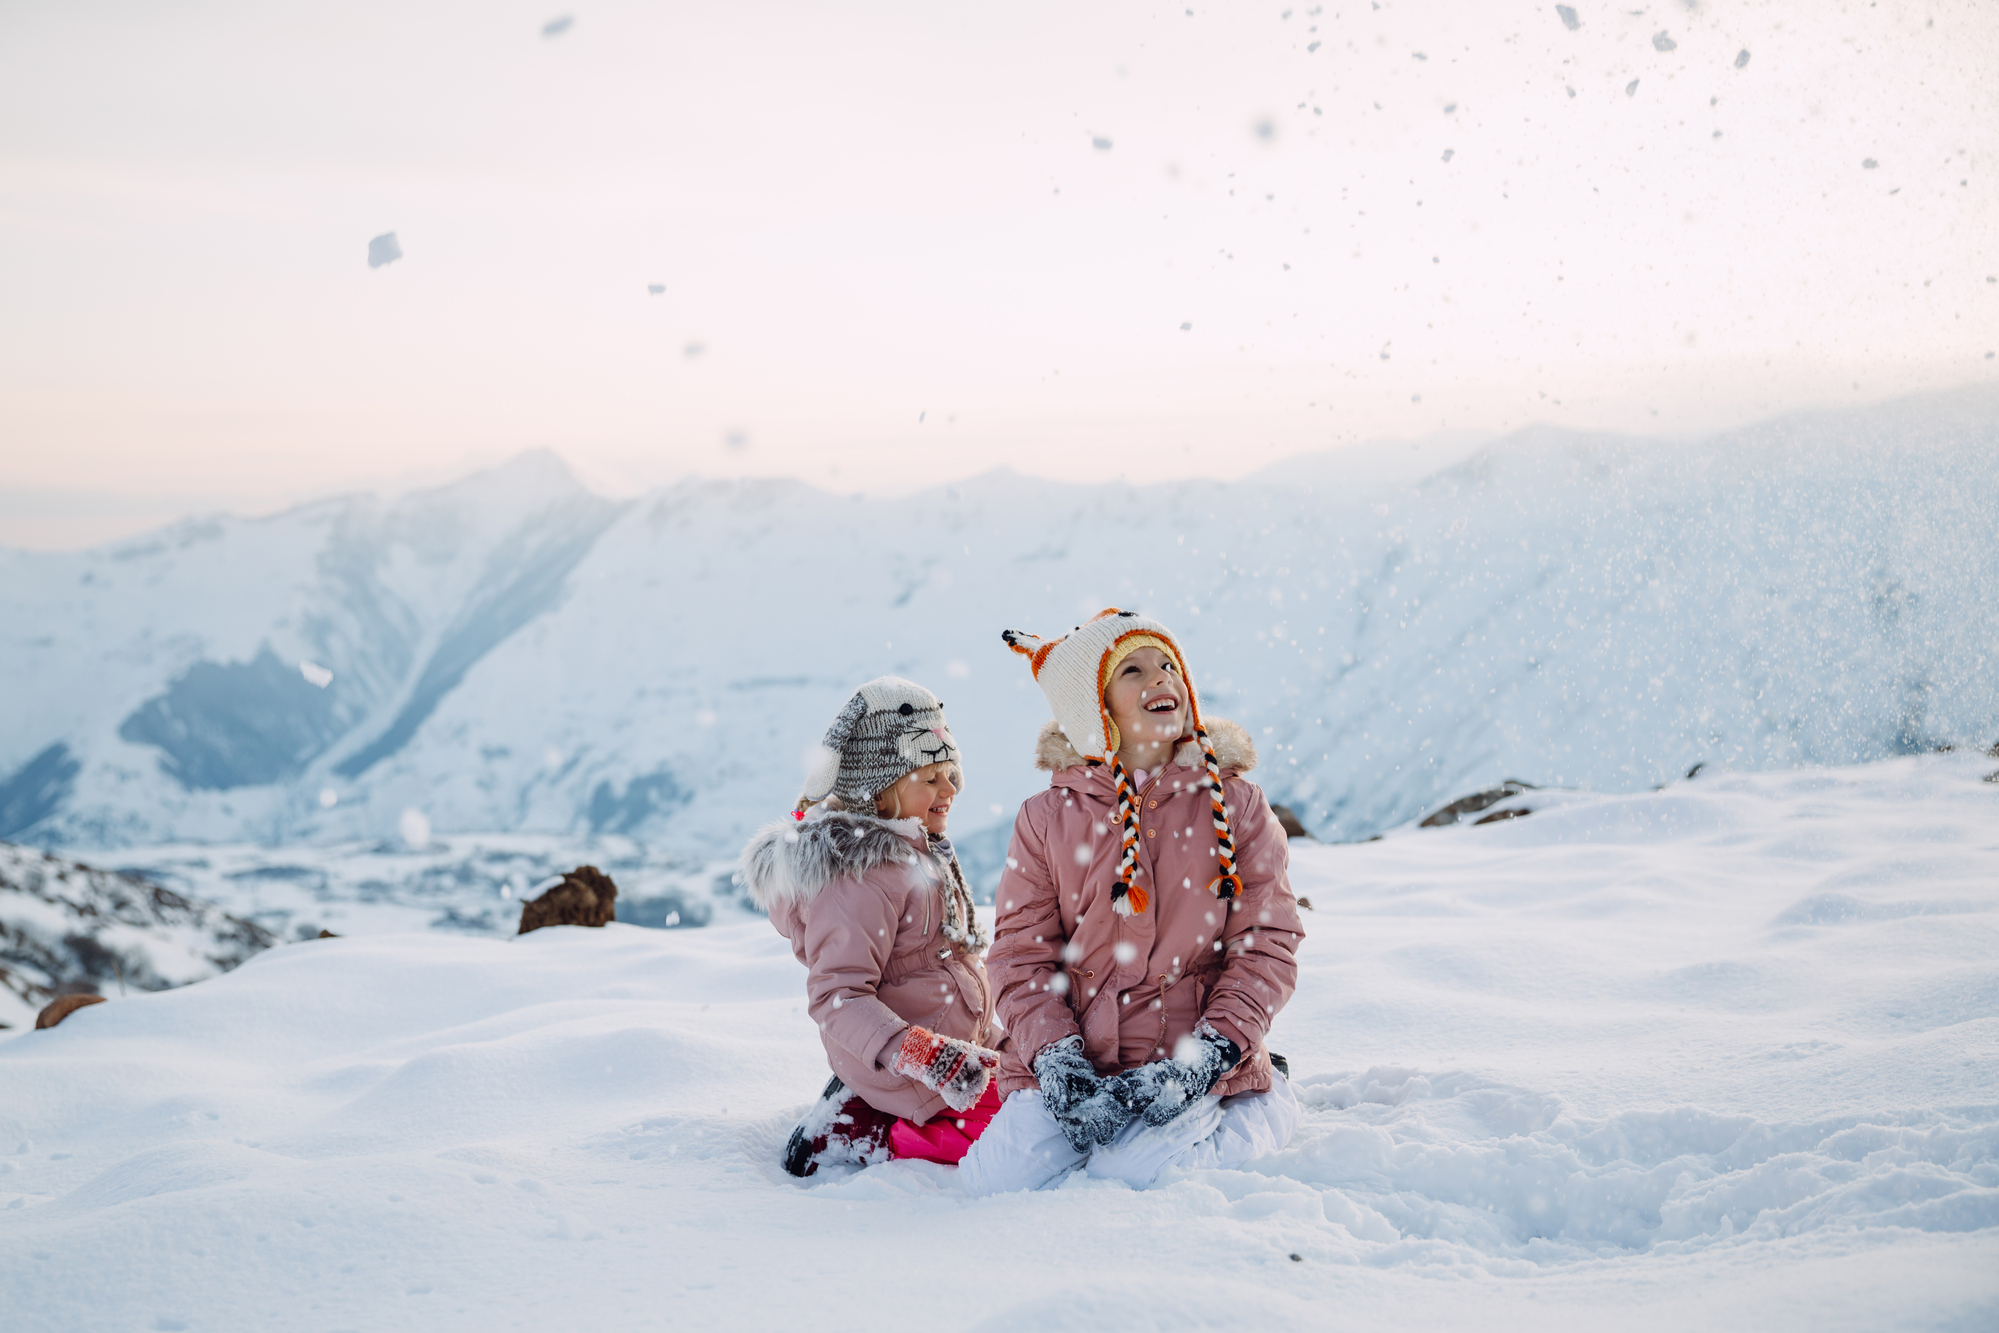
[2,0,1994,548]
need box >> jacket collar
[1033,715,1258,798]
[739,807,929,910]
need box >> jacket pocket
[882,947,923,988]
[1191,958,1225,1016]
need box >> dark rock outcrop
[2,842,277,1022]
[518,865,619,935]
[1269,804,1315,839]
[1418,780,1539,828]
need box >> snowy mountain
[0,842,274,1029]
[3,387,1996,862]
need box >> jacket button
[1148,800,1158,809]
[1146,829,1156,838]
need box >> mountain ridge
[3,388,1995,854]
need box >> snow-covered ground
[4,753,1993,1331]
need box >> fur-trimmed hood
[739,808,928,911]
[1032,715,1258,776]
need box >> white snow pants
[957,1076,1299,1197]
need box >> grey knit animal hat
[798,677,962,815]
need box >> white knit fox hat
[1001,609,1241,916]
[799,676,962,816]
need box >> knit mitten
[1114,1023,1244,1127]
[889,1026,1001,1112]
[1033,1035,1133,1153]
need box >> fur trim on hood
[1033,715,1258,775]
[739,809,924,911]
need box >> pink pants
[888,1083,1003,1165]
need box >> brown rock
[316,929,340,939]
[518,865,619,935]
[1269,804,1315,839]
[36,993,106,1029]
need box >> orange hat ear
[1000,629,1043,658]
[1001,627,1064,678]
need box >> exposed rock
[1418,780,1539,828]
[518,865,619,935]
[316,929,340,939]
[1269,803,1315,839]
[1472,807,1531,826]
[36,993,105,1029]
[1,842,277,1028]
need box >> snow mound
[1275,1068,1997,1260]
[0,843,273,1029]
[1,753,1993,1328]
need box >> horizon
[9,379,1999,554]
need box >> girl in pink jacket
[959,610,1305,1195]
[741,677,1003,1177]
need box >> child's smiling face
[875,762,958,835]
[1104,646,1187,763]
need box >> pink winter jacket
[989,717,1304,1100]
[741,809,996,1124]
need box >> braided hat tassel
[1197,726,1243,903]
[1107,756,1149,916]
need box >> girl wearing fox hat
[740,676,1004,1177]
[958,610,1305,1195]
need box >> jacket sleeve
[1199,780,1304,1060]
[799,875,914,1073]
[985,799,1079,1071]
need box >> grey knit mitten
[1113,1023,1243,1127]
[1033,1035,1132,1153]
